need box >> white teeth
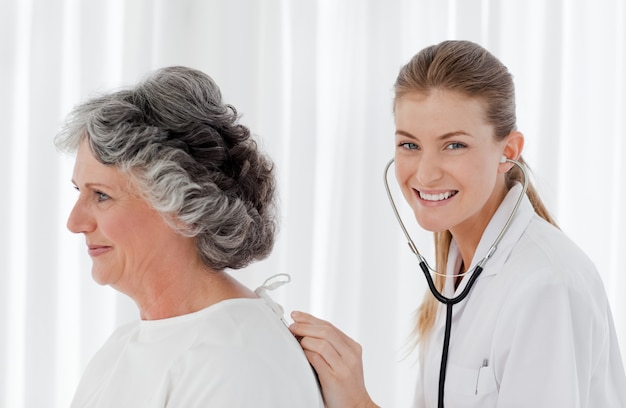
[419,191,456,201]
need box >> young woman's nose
[66,198,95,234]
[415,152,444,185]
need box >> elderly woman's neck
[130,263,258,321]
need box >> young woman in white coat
[289,40,626,407]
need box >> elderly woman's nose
[67,198,95,234]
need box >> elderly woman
[56,66,323,407]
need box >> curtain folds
[1,1,624,407]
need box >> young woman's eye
[399,142,419,150]
[446,142,466,150]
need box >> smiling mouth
[418,190,458,202]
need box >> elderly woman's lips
[87,245,112,257]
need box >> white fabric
[413,184,626,408]
[70,297,323,408]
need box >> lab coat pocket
[445,361,498,406]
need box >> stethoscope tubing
[383,157,529,408]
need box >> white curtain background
[1,0,624,407]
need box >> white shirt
[414,184,626,407]
[71,297,324,407]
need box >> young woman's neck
[450,183,508,274]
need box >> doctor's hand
[289,311,379,408]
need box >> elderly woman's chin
[90,261,121,288]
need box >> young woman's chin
[412,212,451,233]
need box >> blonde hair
[394,41,558,342]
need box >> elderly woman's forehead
[74,140,138,192]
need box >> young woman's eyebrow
[395,129,471,140]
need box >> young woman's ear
[502,131,524,162]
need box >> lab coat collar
[445,183,535,296]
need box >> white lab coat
[413,183,626,407]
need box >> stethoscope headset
[383,156,528,408]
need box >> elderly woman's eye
[96,191,110,202]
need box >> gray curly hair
[55,66,278,271]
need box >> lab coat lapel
[446,184,534,308]
[463,183,534,282]
[436,185,536,370]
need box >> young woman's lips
[415,189,458,207]
[87,245,112,257]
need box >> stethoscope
[383,157,528,408]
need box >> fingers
[289,311,355,355]
[288,311,376,408]
[290,310,327,325]
[290,311,355,345]
[290,312,340,339]
[289,311,363,376]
